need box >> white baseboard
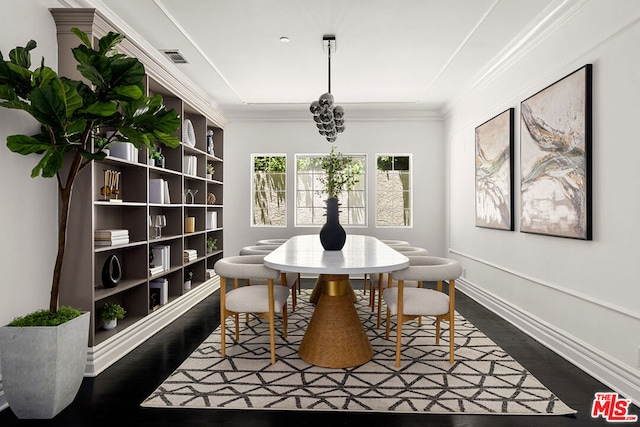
[457,277,640,406]
[0,386,6,413]
[85,277,220,377]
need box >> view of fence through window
[296,154,366,226]
[252,153,410,227]
[376,155,411,226]
[252,155,286,226]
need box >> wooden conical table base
[298,274,373,368]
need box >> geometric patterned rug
[142,289,576,415]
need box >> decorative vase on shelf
[101,254,122,288]
[103,319,117,330]
[319,197,346,251]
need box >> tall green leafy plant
[0,28,181,317]
[319,145,360,199]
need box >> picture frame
[520,64,592,240]
[475,108,514,231]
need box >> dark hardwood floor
[0,279,636,426]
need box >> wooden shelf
[94,279,147,302]
[52,8,225,355]
[94,240,147,253]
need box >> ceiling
[71,0,561,119]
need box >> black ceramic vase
[101,254,122,288]
[319,197,346,250]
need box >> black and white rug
[142,290,575,415]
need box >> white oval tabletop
[263,234,409,275]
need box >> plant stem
[50,150,83,314]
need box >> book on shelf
[95,237,130,246]
[150,278,168,306]
[149,265,164,277]
[206,269,216,279]
[109,141,138,162]
[151,245,171,272]
[183,249,197,262]
[183,155,197,176]
[149,179,170,204]
[95,229,129,239]
[206,211,217,229]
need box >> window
[376,154,411,227]
[296,153,366,226]
[252,154,286,226]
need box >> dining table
[263,234,409,368]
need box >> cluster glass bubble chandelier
[310,35,345,143]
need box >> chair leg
[418,281,423,326]
[292,281,297,311]
[220,277,227,358]
[395,319,403,368]
[395,280,405,368]
[268,279,276,365]
[385,308,391,339]
[449,278,456,364]
[449,310,455,364]
[283,302,288,338]
[235,313,240,341]
[370,285,376,312]
[363,273,367,295]
[376,273,385,328]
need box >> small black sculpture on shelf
[101,254,122,288]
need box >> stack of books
[183,249,197,263]
[95,229,129,246]
[206,269,216,280]
[148,265,164,277]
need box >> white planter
[102,318,117,330]
[0,312,90,419]
[184,280,192,290]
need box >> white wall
[0,0,61,411]
[0,1,60,326]
[445,1,640,404]
[223,117,445,258]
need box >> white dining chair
[383,256,462,367]
[370,246,430,327]
[214,255,290,365]
[240,245,298,310]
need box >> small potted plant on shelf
[149,143,165,168]
[207,237,218,253]
[206,163,215,180]
[100,303,126,330]
[184,268,194,290]
[0,28,180,419]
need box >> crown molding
[222,103,443,123]
[442,0,590,117]
[58,2,227,127]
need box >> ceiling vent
[161,49,188,64]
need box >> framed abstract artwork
[475,108,514,230]
[520,64,592,240]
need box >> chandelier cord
[327,40,332,94]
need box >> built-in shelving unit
[51,8,226,375]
